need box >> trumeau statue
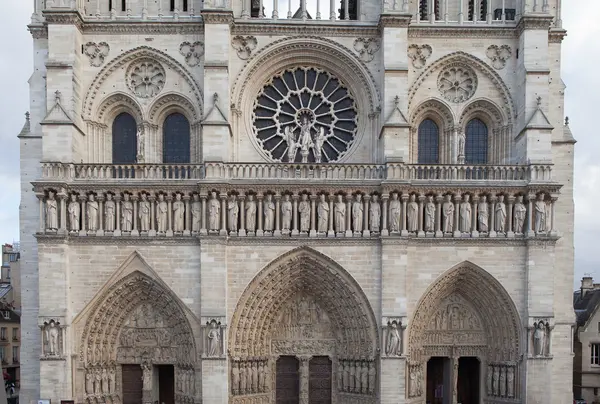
[228,195,239,232]
[478,195,489,232]
[299,194,311,232]
[495,194,507,233]
[46,191,58,230]
[245,194,257,232]
[264,194,275,231]
[105,193,116,232]
[535,193,547,233]
[389,193,401,232]
[407,194,418,233]
[206,320,221,357]
[45,320,60,356]
[443,194,454,233]
[460,194,471,232]
[139,193,151,232]
[173,193,185,232]
[352,194,363,233]
[425,195,435,232]
[386,321,401,356]
[533,321,547,356]
[87,194,99,231]
[281,194,292,232]
[208,191,220,231]
[317,194,329,233]
[157,193,168,233]
[191,194,201,232]
[334,194,346,232]
[68,193,80,232]
[121,193,133,232]
[513,195,526,234]
[369,194,381,232]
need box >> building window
[0,328,6,341]
[183,0,188,11]
[122,0,127,12]
[592,343,600,365]
[417,119,440,164]
[12,328,17,341]
[170,0,175,11]
[465,118,488,164]
[11,346,17,363]
[468,0,488,21]
[163,113,191,164]
[112,112,137,164]
[2,312,9,320]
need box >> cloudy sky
[0,3,597,289]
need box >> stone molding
[201,10,234,24]
[232,21,379,37]
[408,26,517,39]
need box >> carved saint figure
[389,193,401,232]
[45,320,59,355]
[207,321,220,357]
[342,361,349,391]
[492,365,499,395]
[68,194,80,232]
[87,194,99,231]
[499,365,506,397]
[191,194,201,232]
[245,194,257,232]
[109,367,116,394]
[317,194,329,233]
[157,193,168,233]
[513,195,526,233]
[507,366,514,397]
[208,191,220,231]
[337,362,344,391]
[139,193,151,231]
[314,126,326,163]
[121,193,133,232]
[299,114,314,154]
[487,365,493,396]
[95,368,102,394]
[334,194,346,232]
[386,321,401,356]
[141,362,151,389]
[533,321,546,356]
[368,362,376,394]
[534,193,547,233]
[457,131,465,157]
[283,125,298,162]
[258,362,265,393]
[227,195,239,232]
[443,194,454,233]
[349,361,356,392]
[361,362,368,393]
[424,195,435,232]
[101,368,109,394]
[407,194,418,232]
[410,365,422,397]
[105,193,115,232]
[352,194,363,232]
[264,194,275,231]
[495,194,507,233]
[281,194,292,231]
[251,362,258,393]
[173,193,185,232]
[46,191,58,230]
[136,125,145,160]
[232,362,240,395]
[86,371,94,394]
[460,194,472,232]
[478,195,489,232]
[369,194,381,232]
[246,362,253,393]
[298,194,311,232]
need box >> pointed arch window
[163,113,191,164]
[112,112,137,164]
[465,118,488,164]
[418,119,440,164]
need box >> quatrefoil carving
[407,44,432,69]
[232,36,258,60]
[486,45,512,70]
[179,41,205,67]
[354,38,380,63]
[84,42,110,67]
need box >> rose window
[253,67,358,163]
[126,59,166,99]
[437,65,477,103]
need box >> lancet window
[465,118,488,164]
[417,119,440,164]
[112,112,137,164]
[163,113,191,164]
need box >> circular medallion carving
[252,67,358,163]
[437,65,477,103]
[126,59,166,99]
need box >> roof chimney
[582,276,594,297]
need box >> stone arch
[148,92,201,126]
[231,36,381,163]
[409,98,456,164]
[96,92,144,126]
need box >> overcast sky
[0,3,597,289]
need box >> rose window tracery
[126,59,166,99]
[437,65,477,103]
[252,67,358,163]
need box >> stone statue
[368,362,376,394]
[141,362,151,389]
[534,193,546,233]
[157,194,168,233]
[139,193,151,232]
[121,193,133,232]
[389,193,401,232]
[68,194,80,232]
[443,194,454,233]
[317,194,329,233]
[95,368,102,394]
[45,191,59,231]
[207,321,220,357]
[495,194,507,233]
[299,194,311,232]
[314,127,326,163]
[507,366,514,397]
[45,320,60,355]
[246,194,257,232]
[173,193,185,232]
[136,125,145,161]
[349,362,355,392]
[409,366,421,397]
[109,367,116,394]
[334,194,346,232]
[86,371,94,394]
[386,322,401,356]
[513,195,526,233]
[191,194,201,232]
[208,191,220,231]
[263,362,270,393]
[460,194,471,232]
[87,194,99,231]
[232,362,240,394]
[227,195,239,232]
[499,365,506,397]
[361,362,368,393]
[299,114,314,155]
[264,194,275,231]
[101,368,109,394]
[337,362,344,391]
[342,361,349,391]
[425,195,435,232]
[369,194,381,232]
[407,194,418,232]
[352,194,363,232]
[281,194,292,231]
[251,362,258,393]
[283,125,299,162]
[246,362,253,393]
[492,365,499,395]
[457,131,465,158]
[478,195,488,232]
[487,365,493,395]
[533,321,546,356]
[105,193,115,232]
[258,362,265,392]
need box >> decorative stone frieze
[486,44,512,70]
[83,42,110,67]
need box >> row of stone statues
[337,359,376,395]
[487,364,516,398]
[176,367,196,395]
[85,365,117,396]
[231,359,270,395]
[42,190,556,237]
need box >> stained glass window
[418,119,439,164]
[163,113,191,164]
[112,112,137,164]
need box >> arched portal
[79,271,198,404]
[229,247,379,404]
[407,261,521,403]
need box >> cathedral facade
[19,0,574,403]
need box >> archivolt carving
[409,98,455,129]
[83,46,204,120]
[459,98,508,127]
[408,261,520,364]
[408,51,515,119]
[96,92,144,125]
[147,92,201,124]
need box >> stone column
[220,193,227,236]
[309,194,316,238]
[274,193,281,237]
[452,357,459,404]
[149,194,157,237]
[506,195,514,238]
[200,193,207,236]
[453,195,461,238]
[184,195,191,236]
[97,195,104,236]
[401,193,408,236]
[435,194,443,237]
[550,194,558,236]
[114,194,121,236]
[526,193,535,237]
[362,195,370,237]
[59,192,67,234]
[166,195,174,237]
[239,195,247,237]
[37,194,45,233]
[257,193,264,236]
[345,193,353,237]
[79,194,87,236]
[489,194,497,238]
[299,356,311,404]
[328,195,335,237]
[417,194,425,237]
[292,194,299,236]
[131,194,139,236]
[381,194,389,236]
[471,195,479,238]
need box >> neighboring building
[1,243,21,313]
[574,277,600,403]
[0,302,21,387]
[20,0,574,403]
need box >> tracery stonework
[126,59,166,98]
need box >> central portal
[425,357,480,404]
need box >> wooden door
[309,356,331,404]
[276,356,300,404]
[122,365,143,404]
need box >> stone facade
[19,0,574,403]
